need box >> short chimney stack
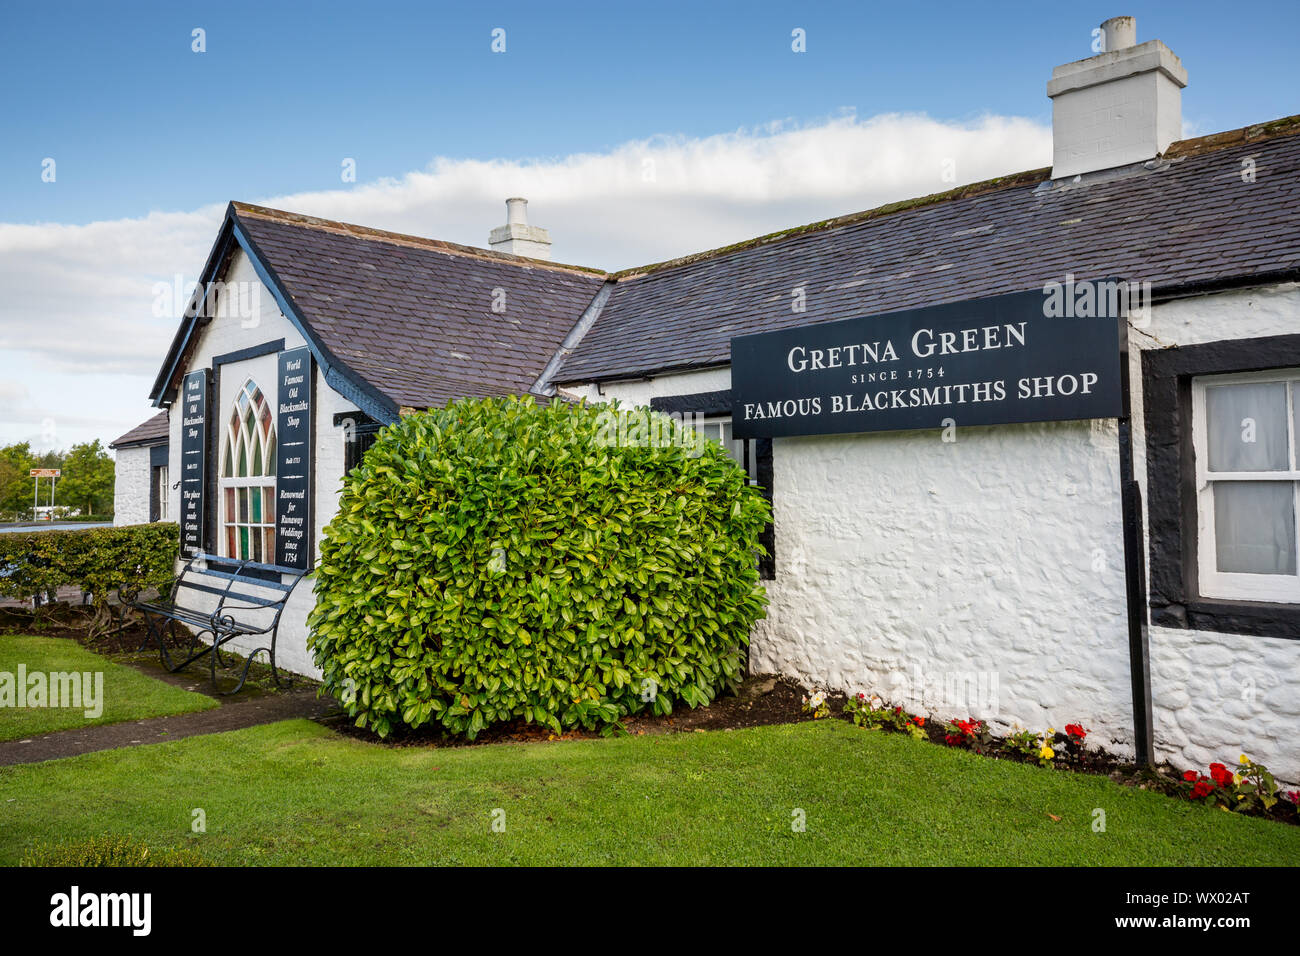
[1048,16,1187,178]
[489,197,552,260]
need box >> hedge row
[0,522,179,607]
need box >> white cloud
[0,111,1049,451]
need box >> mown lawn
[0,635,217,741]
[2,717,1297,865]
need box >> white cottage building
[109,411,169,526]
[132,17,1300,781]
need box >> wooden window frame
[1191,367,1300,603]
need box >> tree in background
[0,443,37,520]
[55,440,114,518]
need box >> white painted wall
[112,446,152,526]
[565,282,1300,783]
[1130,282,1300,783]
[165,248,359,679]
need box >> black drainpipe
[1116,301,1154,767]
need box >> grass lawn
[1,717,1296,865]
[0,635,217,741]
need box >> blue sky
[3,0,1296,226]
[0,0,1296,452]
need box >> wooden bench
[123,553,306,694]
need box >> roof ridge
[608,167,1050,281]
[607,112,1300,282]
[229,202,608,278]
[1163,112,1300,159]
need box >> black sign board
[178,369,208,557]
[274,347,313,570]
[732,282,1126,439]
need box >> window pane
[1213,481,1296,574]
[238,488,248,523]
[239,526,249,560]
[1293,384,1300,470]
[226,527,236,558]
[1206,382,1288,472]
[252,527,263,563]
[251,485,262,522]
[224,487,235,524]
[264,528,276,565]
[263,487,275,525]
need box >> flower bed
[802,688,1300,827]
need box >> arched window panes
[219,379,277,563]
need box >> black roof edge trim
[148,203,401,424]
[149,210,239,406]
[1149,268,1300,304]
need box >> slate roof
[153,116,1300,414]
[232,205,607,410]
[110,411,169,448]
[554,117,1300,383]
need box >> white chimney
[1048,16,1187,178]
[488,197,552,260]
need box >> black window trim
[336,410,384,474]
[1143,332,1300,640]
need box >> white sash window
[1193,368,1300,602]
[692,417,759,485]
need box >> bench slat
[189,566,295,591]
[217,591,283,609]
[133,602,215,628]
[177,580,244,600]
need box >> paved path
[0,584,87,610]
[0,661,339,767]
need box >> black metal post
[1115,293,1154,767]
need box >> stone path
[0,659,340,767]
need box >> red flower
[1183,770,1198,782]
[911,716,925,726]
[1064,723,1087,740]
[1190,779,1216,799]
[894,706,902,714]
[1208,763,1234,787]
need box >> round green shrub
[308,396,770,738]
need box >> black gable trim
[649,390,731,416]
[149,220,238,406]
[212,339,286,367]
[149,205,400,427]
